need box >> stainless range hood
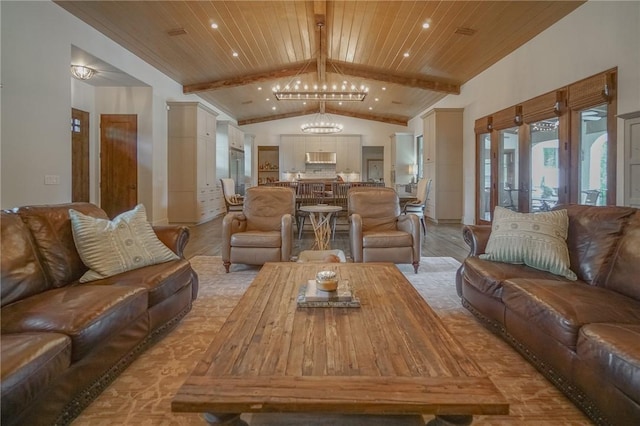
[305,152,337,164]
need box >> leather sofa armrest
[462,224,492,256]
[280,214,293,261]
[153,225,190,258]
[349,214,364,262]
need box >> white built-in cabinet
[421,108,463,223]
[280,136,307,173]
[167,102,224,224]
[390,133,415,185]
[335,136,362,173]
[279,135,361,174]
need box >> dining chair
[220,178,243,213]
[331,181,351,239]
[295,182,326,240]
[402,178,431,236]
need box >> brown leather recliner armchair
[349,187,421,273]
[222,186,295,272]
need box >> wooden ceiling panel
[55,0,585,125]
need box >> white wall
[409,0,640,224]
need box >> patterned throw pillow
[69,204,179,283]
[480,206,577,280]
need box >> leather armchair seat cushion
[577,323,640,405]
[1,286,148,362]
[231,231,281,248]
[363,230,412,248]
[503,278,640,349]
[85,259,193,307]
[1,332,71,420]
[363,247,413,264]
[463,257,565,299]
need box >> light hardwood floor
[183,215,469,263]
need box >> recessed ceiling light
[211,23,218,29]
[403,52,410,58]
[369,107,373,110]
[266,98,270,101]
[338,102,343,105]
[375,98,379,102]
[422,22,430,29]
[303,101,307,105]
[272,106,276,110]
[232,52,239,57]
[382,87,387,91]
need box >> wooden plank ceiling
[55,1,584,126]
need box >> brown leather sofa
[456,204,640,425]
[222,186,295,272]
[349,186,421,273]
[0,203,198,426]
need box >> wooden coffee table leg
[426,414,473,425]
[203,413,248,426]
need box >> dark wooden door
[71,108,90,202]
[100,114,138,218]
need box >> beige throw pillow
[70,204,179,283]
[480,206,577,280]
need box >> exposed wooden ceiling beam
[325,106,408,126]
[327,60,461,95]
[237,106,408,127]
[184,61,460,96]
[237,108,319,126]
[183,63,311,93]
[314,1,326,82]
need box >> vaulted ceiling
[56,1,584,126]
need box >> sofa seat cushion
[1,332,71,419]
[363,230,412,248]
[463,257,565,299]
[503,278,640,350]
[577,323,640,404]
[231,231,281,248]
[1,286,148,362]
[85,259,192,307]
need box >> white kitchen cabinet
[218,121,244,150]
[280,135,306,173]
[421,108,463,223]
[167,102,219,224]
[335,136,362,173]
[305,136,336,153]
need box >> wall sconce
[70,65,96,80]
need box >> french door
[474,69,616,223]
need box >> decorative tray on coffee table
[296,279,361,308]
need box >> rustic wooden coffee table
[172,262,508,425]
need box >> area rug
[71,257,591,425]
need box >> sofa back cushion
[1,211,50,307]
[16,203,109,287]
[602,210,640,300]
[558,204,637,286]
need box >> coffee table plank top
[173,262,508,416]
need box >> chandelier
[273,82,368,102]
[301,106,343,134]
[272,23,367,102]
[70,65,96,80]
[301,117,343,134]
